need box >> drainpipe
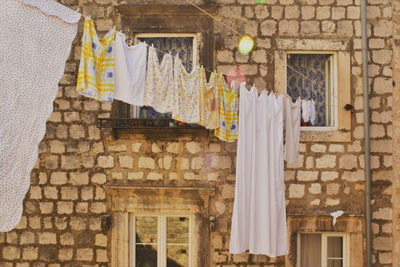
[361,0,372,266]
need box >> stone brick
[373,207,392,220]
[95,234,108,247]
[2,246,20,260]
[255,5,269,19]
[327,183,340,195]
[183,172,200,180]
[38,232,57,245]
[208,155,232,169]
[57,201,73,215]
[301,7,315,20]
[326,198,340,206]
[339,155,358,170]
[322,21,336,33]
[108,144,127,152]
[138,157,155,169]
[91,173,107,184]
[39,202,54,214]
[371,140,392,153]
[119,156,133,168]
[289,184,305,198]
[297,171,318,181]
[219,6,242,19]
[285,6,300,19]
[329,144,344,153]
[271,6,284,20]
[90,202,107,214]
[221,184,235,199]
[96,248,108,262]
[186,142,202,154]
[373,237,392,251]
[22,247,38,260]
[45,156,58,170]
[70,172,89,185]
[61,187,78,200]
[372,50,392,65]
[252,49,268,63]
[278,20,299,35]
[58,248,73,261]
[316,155,336,169]
[308,183,321,194]
[379,252,392,264]
[337,20,353,36]
[49,141,65,154]
[61,155,80,169]
[97,156,114,168]
[260,20,277,36]
[301,21,320,34]
[147,172,163,180]
[311,144,327,153]
[128,172,144,180]
[30,186,42,199]
[76,248,93,261]
[191,156,204,170]
[70,217,86,231]
[332,7,346,20]
[316,6,330,20]
[374,20,392,38]
[342,170,364,182]
[70,125,85,139]
[347,6,360,19]
[20,232,35,245]
[76,202,89,213]
[60,233,74,246]
[217,50,234,63]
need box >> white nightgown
[230,82,288,257]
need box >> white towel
[114,32,148,106]
[0,0,79,232]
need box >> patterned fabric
[143,46,175,114]
[137,37,194,119]
[215,77,239,142]
[0,0,79,231]
[77,18,116,102]
[138,37,194,72]
[199,70,220,129]
[172,56,201,123]
[287,54,328,126]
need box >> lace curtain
[287,54,329,126]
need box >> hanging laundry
[143,46,175,113]
[230,83,288,256]
[172,56,201,123]
[214,78,239,142]
[114,32,147,106]
[77,17,116,102]
[301,99,311,123]
[310,99,316,125]
[284,97,301,164]
[0,0,80,232]
[199,70,220,129]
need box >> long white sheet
[230,83,288,256]
[0,0,80,232]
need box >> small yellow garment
[214,77,239,142]
[77,18,116,102]
[199,70,219,129]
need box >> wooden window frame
[296,232,350,267]
[130,214,193,267]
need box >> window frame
[274,39,352,142]
[296,232,350,267]
[286,51,339,132]
[130,214,194,267]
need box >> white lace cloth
[0,0,80,232]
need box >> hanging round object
[256,0,266,3]
[238,35,254,55]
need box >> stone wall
[0,0,395,266]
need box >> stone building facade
[0,0,396,266]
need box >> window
[286,52,338,130]
[297,232,349,267]
[108,4,216,130]
[132,215,192,267]
[128,33,198,121]
[274,39,351,142]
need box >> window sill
[300,129,351,142]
